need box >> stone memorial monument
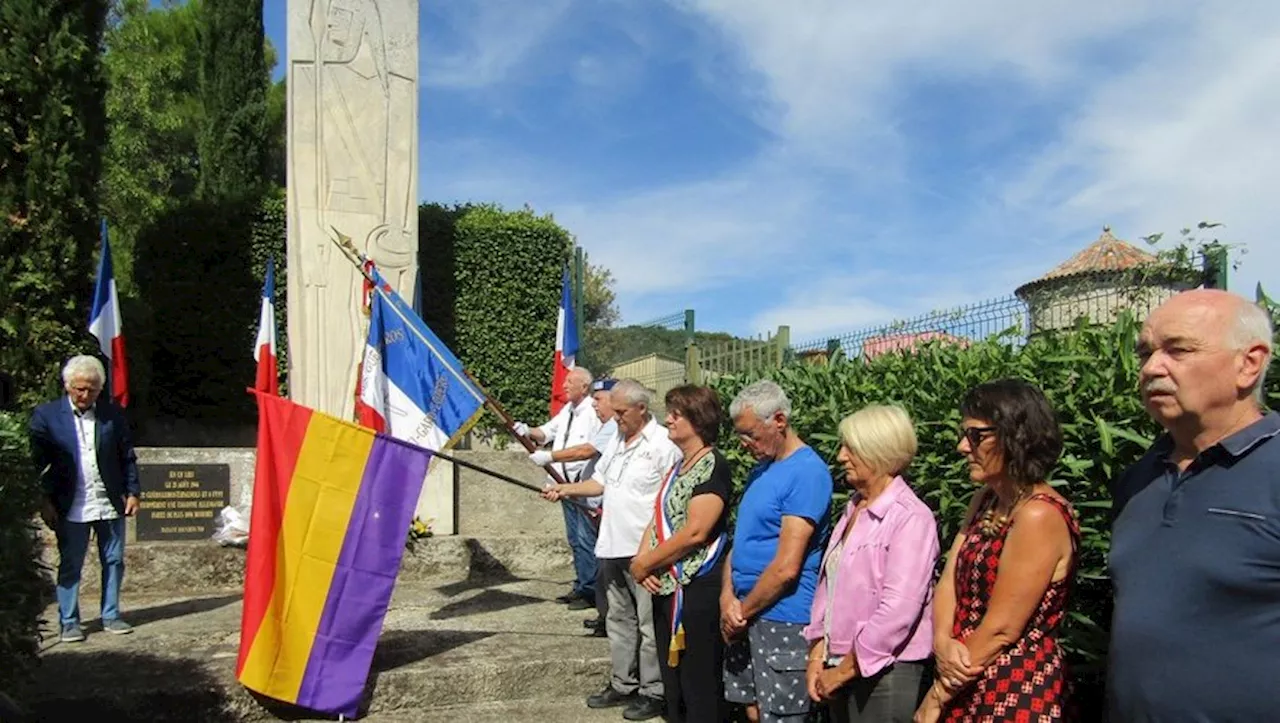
[284,0,455,532]
[287,0,419,419]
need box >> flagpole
[327,229,574,491]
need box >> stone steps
[26,577,612,721]
[51,534,572,595]
[402,700,633,722]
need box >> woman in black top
[631,385,733,723]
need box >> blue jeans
[561,501,598,599]
[55,517,126,626]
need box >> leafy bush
[249,189,287,395]
[711,313,1280,715]
[450,205,572,429]
[132,196,260,421]
[0,412,49,693]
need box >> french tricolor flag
[550,265,578,417]
[253,257,278,395]
[89,219,128,407]
[355,267,485,449]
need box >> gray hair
[1228,300,1274,402]
[729,379,792,421]
[568,366,594,386]
[611,378,652,409]
[62,355,105,387]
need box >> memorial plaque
[137,464,231,541]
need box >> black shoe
[586,686,633,709]
[622,696,664,721]
[588,624,606,638]
[583,616,603,629]
[567,597,594,610]
[554,591,578,604]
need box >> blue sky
[263,0,1279,345]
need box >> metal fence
[790,297,1028,361]
[791,247,1224,363]
[693,326,791,381]
[607,310,695,414]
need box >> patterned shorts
[723,619,811,722]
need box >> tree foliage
[577,254,622,373]
[101,0,203,294]
[0,412,46,693]
[196,0,267,200]
[710,314,1280,716]
[0,0,110,409]
[263,39,285,189]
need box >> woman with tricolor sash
[630,385,732,723]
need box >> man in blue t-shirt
[721,380,832,723]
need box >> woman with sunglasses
[914,379,1079,723]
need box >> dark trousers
[561,500,598,599]
[653,569,725,723]
[827,660,930,723]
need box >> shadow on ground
[428,589,543,621]
[24,650,232,722]
[124,592,241,628]
[372,628,494,672]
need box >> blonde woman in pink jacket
[804,405,941,723]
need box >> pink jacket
[802,476,940,676]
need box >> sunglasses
[960,425,996,448]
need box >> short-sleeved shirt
[1108,411,1280,722]
[731,445,833,624]
[594,416,682,559]
[536,396,602,483]
[648,449,732,595]
[579,418,618,509]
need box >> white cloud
[422,0,574,89]
[750,262,1046,343]
[1000,3,1280,296]
[556,151,821,296]
[675,0,1184,168]
[415,0,1279,337]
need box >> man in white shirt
[514,366,603,609]
[546,379,680,721]
[29,356,140,643]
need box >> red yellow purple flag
[236,393,431,716]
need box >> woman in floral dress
[630,385,732,723]
[915,379,1079,723]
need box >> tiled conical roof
[1034,226,1157,283]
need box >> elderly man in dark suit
[30,355,140,643]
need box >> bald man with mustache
[1108,289,1278,722]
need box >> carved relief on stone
[287,0,418,417]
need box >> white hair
[611,378,652,409]
[730,379,792,421]
[1228,300,1274,402]
[62,355,105,387]
[568,366,594,386]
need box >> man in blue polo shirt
[721,380,832,723]
[1109,289,1277,722]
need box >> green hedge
[711,314,1280,714]
[132,196,260,421]
[448,205,572,429]
[0,412,47,693]
[249,189,287,395]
